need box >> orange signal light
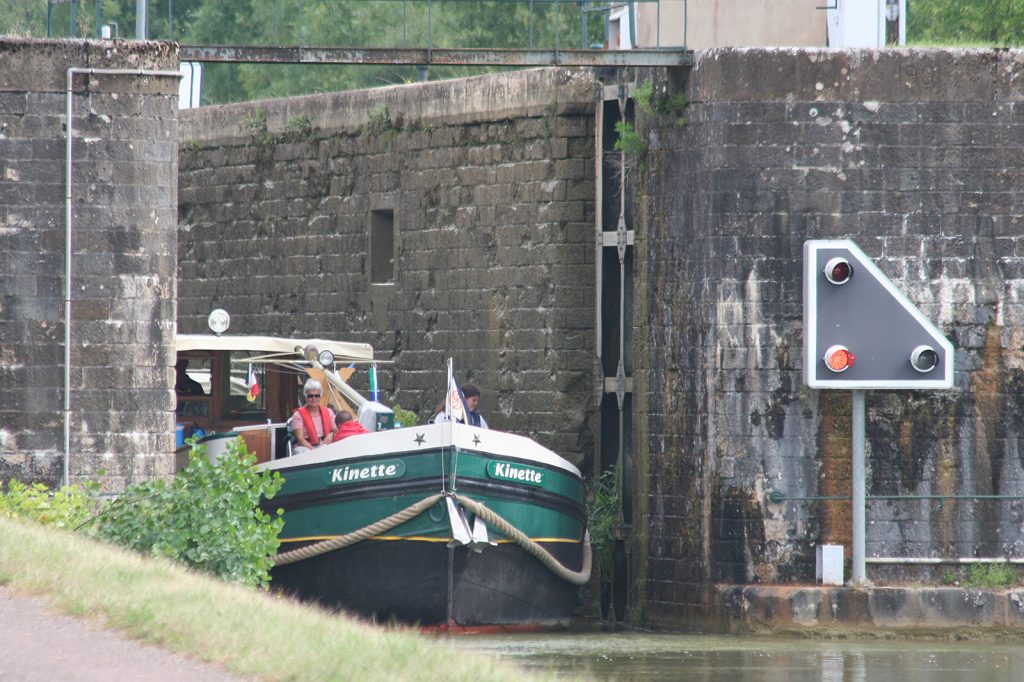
[823,345,854,372]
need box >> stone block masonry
[0,39,179,491]
[637,49,1024,625]
[179,50,1024,630]
[178,68,599,465]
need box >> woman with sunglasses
[290,379,337,454]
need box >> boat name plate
[486,460,544,486]
[325,459,406,485]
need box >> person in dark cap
[433,382,489,429]
[459,383,488,428]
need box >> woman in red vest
[290,379,337,454]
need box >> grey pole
[852,389,866,585]
[136,0,147,39]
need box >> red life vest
[296,406,336,446]
[334,420,369,441]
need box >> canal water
[451,631,1024,680]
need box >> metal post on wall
[581,0,587,48]
[136,0,147,39]
[595,77,637,621]
[851,389,867,584]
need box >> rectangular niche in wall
[370,208,395,284]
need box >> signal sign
[803,240,954,389]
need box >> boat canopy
[175,334,374,362]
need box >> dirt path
[0,587,252,681]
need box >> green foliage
[635,78,689,126]
[241,107,274,145]
[613,120,646,156]
[366,105,394,134]
[282,114,316,141]
[963,562,1019,589]
[908,0,1024,46]
[0,0,603,103]
[0,479,99,530]
[635,79,656,116]
[390,404,419,427]
[365,105,402,150]
[1,444,285,589]
[587,466,620,579]
[0,0,48,36]
[93,439,284,587]
[942,563,1020,589]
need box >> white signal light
[823,257,853,285]
[823,345,854,372]
[909,345,939,373]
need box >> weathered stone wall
[637,49,1024,624]
[0,39,180,490]
[177,68,598,463]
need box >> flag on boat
[246,363,260,402]
[446,358,468,424]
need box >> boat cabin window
[176,355,212,418]
[224,352,266,418]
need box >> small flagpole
[446,358,453,422]
[370,363,379,403]
[446,357,461,491]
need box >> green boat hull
[261,423,588,628]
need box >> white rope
[456,494,592,586]
[272,493,443,566]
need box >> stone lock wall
[175,50,1024,629]
[636,49,1024,623]
[0,39,179,490]
[178,68,599,464]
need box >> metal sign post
[851,389,866,585]
[803,240,954,585]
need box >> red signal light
[823,345,854,372]
[823,257,853,285]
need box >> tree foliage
[908,0,1024,46]
[1,0,603,103]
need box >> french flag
[246,363,260,402]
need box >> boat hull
[271,538,581,627]
[261,422,587,628]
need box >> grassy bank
[0,517,557,682]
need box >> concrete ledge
[711,585,1024,638]
[180,67,598,144]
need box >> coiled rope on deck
[455,494,592,586]
[272,493,443,566]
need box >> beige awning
[175,334,374,362]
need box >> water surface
[452,631,1023,681]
